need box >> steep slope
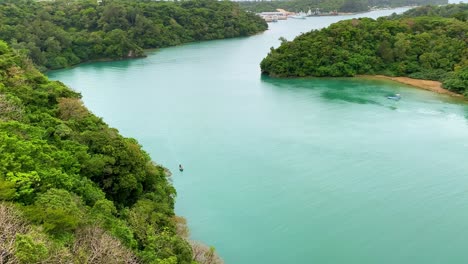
[0,40,200,263]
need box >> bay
[49,8,468,264]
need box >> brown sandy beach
[358,75,463,98]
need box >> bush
[14,234,49,263]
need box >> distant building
[258,11,288,22]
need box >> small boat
[179,164,184,172]
[387,94,401,100]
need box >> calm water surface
[49,8,468,264]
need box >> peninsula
[260,4,468,97]
[0,0,267,71]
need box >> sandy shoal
[357,75,463,98]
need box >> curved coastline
[357,75,464,98]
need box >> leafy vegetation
[396,2,468,20]
[0,41,222,263]
[260,4,468,96]
[0,0,267,71]
[240,0,349,13]
[239,0,447,13]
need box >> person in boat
[179,164,184,172]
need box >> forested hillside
[260,4,468,96]
[239,0,447,13]
[0,41,221,263]
[395,2,468,20]
[0,0,267,71]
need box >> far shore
[357,75,464,98]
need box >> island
[260,4,468,97]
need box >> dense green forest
[395,2,468,20]
[0,41,222,263]
[0,0,267,71]
[260,4,468,96]
[239,0,447,13]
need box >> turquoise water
[49,8,468,264]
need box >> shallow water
[49,8,468,264]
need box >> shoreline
[46,32,268,74]
[357,75,464,98]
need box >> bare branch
[190,241,224,264]
[73,226,139,264]
[0,203,29,264]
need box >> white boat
[290,12,306,19]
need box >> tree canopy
[260,4,468,96]
[239,0,447,14]
[0,0,267,71]
[397,2,468,20]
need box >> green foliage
[156,256,178,264]
[0,40,8,55]
[1,202,140,263]
[0,93,24,121]
[239,0,447,13]
[443,66,468,95]
[0,0,267,70]
[260,6,468,96]
[0,41,195,262]
[25,189,85,235]
[368,0,448,8]
[127,199,192,263]
[0,179,15,200]
[14,234,49,263]
[396,3,468,20]
[240,0,361,13]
